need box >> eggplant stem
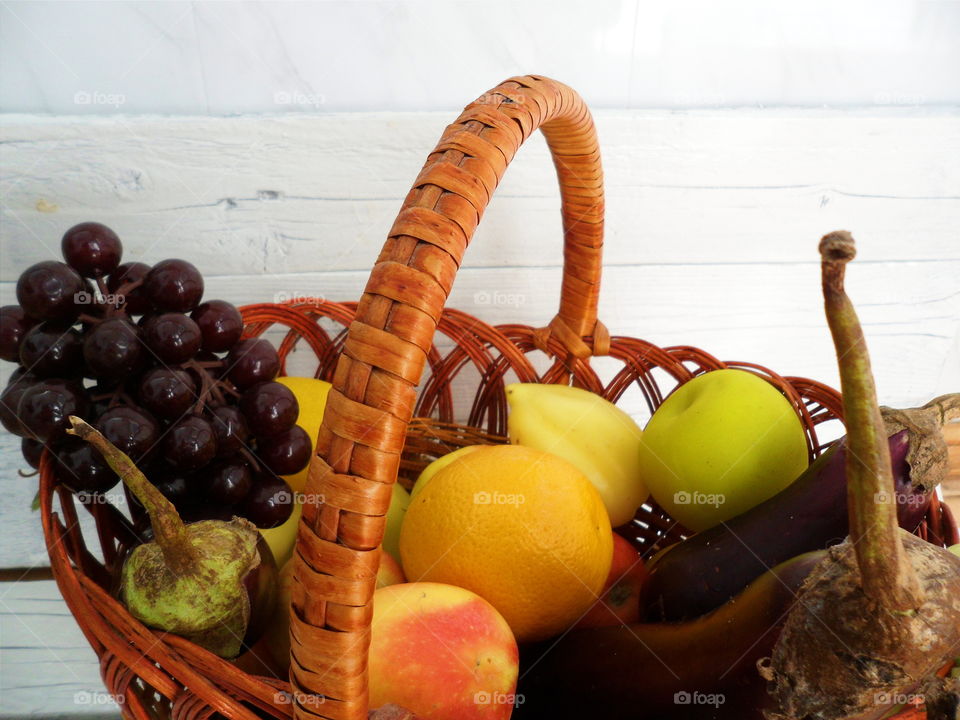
[819,231,924,611]
[66,416,199,576]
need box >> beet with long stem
[67,416,276,658]
[758,232,960,719]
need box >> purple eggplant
[640,396,956,622]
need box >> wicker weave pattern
[291,76,606,719]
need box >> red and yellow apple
[574,533,648,628]
[370,582,519,720]
[376,551,406,588]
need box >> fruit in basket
[376,551,406,588]
[0,222,313,531]
[640,394,956,622]
[574,533,646,628]
[369,582,519,720]
[273,376,331,492]
[638,368,808,532]
[399,444,612,642]
[518,550,826,719]
[411,444,483,499]
[759,233,960,719]
[68,417,277,659]
[506,383,647,527]
[259,502,301,567]
[383,483,410,563]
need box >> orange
[399,444,613,642]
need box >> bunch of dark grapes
[0,222,305,529]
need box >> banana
[506,383,647,527]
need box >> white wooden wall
[1,109,958,716]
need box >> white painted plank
[1,111,958,282]
[0,580,118,718]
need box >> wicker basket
[39,75,958,720]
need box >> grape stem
[66,416,199,576]
[819,231,924,611]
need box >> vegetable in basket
[68,417,277,659]
[758,232,960,719]
[640,393,958,622]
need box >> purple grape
[61,222,122,278]
[210,405,249,457]
[142,313,201,364]
[163,415,217,470]
[257,425,312,475]
[107,262,151,315]
[225,338,279,389]
[16,378,87,442]
[18,324,83,378]
[21,437,45,469]
[0,306,36,362]
[96,406,159,465]
[144,259,204,313]
[56,440,118,494]
[239,381,298,437]
[241,473,293,528]
[205,462,253,505]
[16,261,85,322]
[0,373,37,436]
[191,300,243,353]
[138,367,196,420]
[83,317,144,378]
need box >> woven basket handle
[290,75,604,720]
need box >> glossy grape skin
[16,261,85,323]
[96,406,159,465]
[0,374,37,435]
[257,425,312,475]
[0,306,36,362]
[142,313,202,364]
[210,405,249,457]
[225,338,279,390]
[61,222,122,278]
[18,324,84,378]
[138,367,196,420]
[21,437,45,469]
[144,259,204,313]
[239,381,298,437]
[205,462,253,505]
[154,473,193,506]
[56,440,118,494]
[241,473,294,528]
[163,415,217,470]
[83,318,144,378]
[191,300,243,353]
[107,262,151,315]
[16,379,88,442]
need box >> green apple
[638,369,808,532]
[382,483,411,563]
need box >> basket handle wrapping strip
[290,75,604,719]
